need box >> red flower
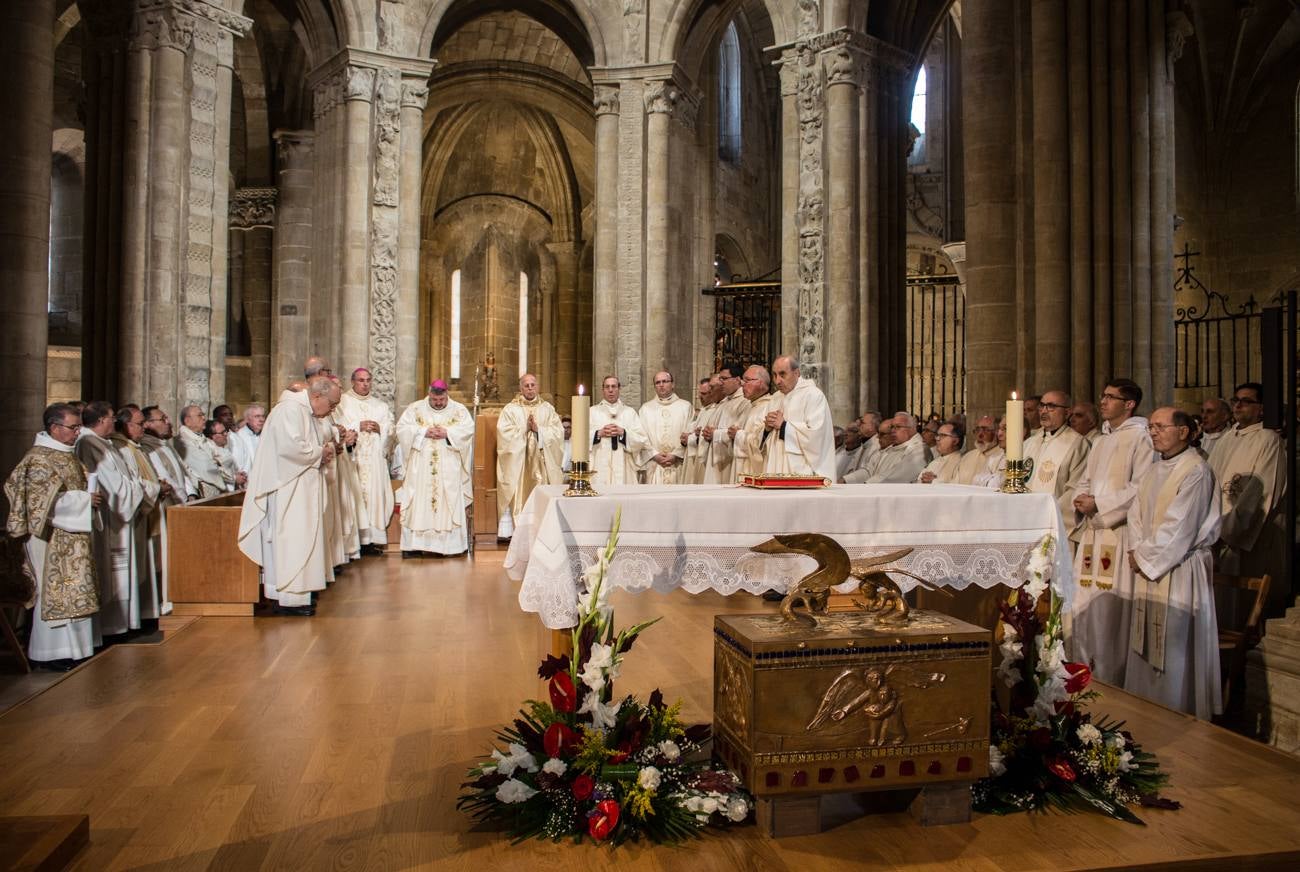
[1028,727,1053,751]
[543,722,580,759]
[1063,662,1092,694]
[549,672,577,713]
[572,773,595,801]
[588,799,620,841]
[1046,757,1077,782]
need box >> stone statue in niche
[478,352,500,404]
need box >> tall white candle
[571,386,590,464]
[1006,391,1025,461]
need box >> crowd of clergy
[5,349,1290,725]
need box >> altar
[505,483,1072,629]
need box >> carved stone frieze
[131,5,195,52]
[230,187,277,230]
[368,212,400,405]
[623,0,646,64]
[791,46,825,377]
[373,69,402,207]
[312,70,344,119]
[135,0,251,39]
[797,0,820,37]
[594,84,620,116]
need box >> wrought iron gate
[704,281,782,371]
[1173,247,1264,395]
[906,275,965,419]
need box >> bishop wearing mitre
[762,355,837,481]
[496,373,564,538]
[335,367,395,551]
[6,404,102,667]
[396,380,476,556]
[238,377,337,615]
[701,362,751,484]
[588,375,649,487]
[732,365,773,478]
[638,370,693,485]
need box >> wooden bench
[166,492,259,616]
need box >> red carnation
[1046,757,1077,782]
[1063,662,1092,694]
[549,672,577,713]
[572,773,595,801]
[543,722,580,759]
[588,799,620,841]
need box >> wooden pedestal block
[909,780,974,826]
[166,492,259,616]
[472,412,499,544]
[756,795,822,837]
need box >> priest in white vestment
[637,371,693,485]
[975,420,1012,489]
[1198,398,1231,457]
[497,373,564,537]
[336,368,395,549]
[318,384,354,570]
[75,402,145,638]
[683,376,719,484]
[1024,390,1090,516]
[835,422,864,480]
[396,380,475,556]
[957,416,1003,485]
[6,404,102,666]
[1067,380,1154,684]
[110,407,165,628]
[732,365,774,478]
[863,414,931,483]
[918,421,964,483]
[561,417,573,473]
[207,421,245,491]
[141,406,196,503]
[1208,382,1287,613]
[237,379,336,615]
[762,356,837,481]
[230,404,265,474]
[1070,402,1102,447]
[1124,407,1222,720]
[845,421,895,483]
[176,405,226,498]
[700,364,751,484]
[587,376,649,487]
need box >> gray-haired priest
[396,379,475,557]
[762,355,836,481]
[496,373,563,538]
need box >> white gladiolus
[496,778,538,804]
[1117,750,1135,772]
[638,766,662,791]
[490,743,538,776]
[578,693,619,730]
[542,758,567,776]
[989,744,1007,776]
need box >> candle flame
[578,384,585,396]
[1011,390,1018,400]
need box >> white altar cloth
[506,483,1072,629]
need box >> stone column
[591,84,620,388]
[229,187,277,402]
[643,80,676,386]
[548,242,581,409]
[0,0,54,487]
[204,15,239,406]
[962,0,1019,420]
[272,130,313,392]
[397,79,428,409]
[778,51,800,357]
[340,65,375,373]
[822,45,860,423]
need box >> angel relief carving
[805,664,946,746]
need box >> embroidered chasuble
[396,398,475,555]
[1024,425,1090,516]
[588,400,649,487]
[1124,450,1222,719]
[917,450,963,483]
[1066,417,1153,685]
[335,390,396,545]
[637,394,693,485]
[762,377,836,481]
[497,395,564,534]
[238,390,331,605]
[733,393,773,479]
[683,402,717,484]
[1207,423,1287,590]
[701,389,751,484]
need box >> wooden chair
[0,537,34,673]
[1214,573,1271,711]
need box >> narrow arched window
[519,272,529,376]
[718,21,742,163]
[910,65,927,164]
[450,269,462,379]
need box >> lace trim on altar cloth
[516,541,1040,630]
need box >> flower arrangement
[458,509,753,844]
[973,536,1178,824]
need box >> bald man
[497,373,563,537]
[638,370,693,485]
[762,356,836,481]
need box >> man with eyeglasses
[860,413,930,484]
[1067,379,1153,686]
[1207,382,1286,614]
[700,362,751,484]
[1023,389,1090,516]
[638,370,693,485]
[1198,397,1232,456]
[917,421,965,484]
[1123,406,1222,719]
[733,364,775,478]
[5,404,105,669]
[1069,402,1101,446]
[957,414,1003,485]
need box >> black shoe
[272,605,315,617]
[32,658,79,672]
[138,618,160,634]
[761,590,785,602]
[362,544,384,556]
[333,564,345,575]
[402,550,418,559]
[496,536,512,545]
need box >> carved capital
[229,187,277,230]
[824,46,859,87]
[644,80,679,116]
[136,0,251,39]
[594,84,620,116]
[1166,11,1194,70]
[131,5,195,52]
[344,65,376,102]
[400,80,429,110]
[273,129,315,166]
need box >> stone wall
[46,346,82,404]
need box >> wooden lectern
[166,492,260,616]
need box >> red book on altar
[739,474,831,489]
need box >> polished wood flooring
[1,552,1298,871]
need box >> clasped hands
[764,409,785,431]
[1073,492,1098,516]
[424,425,448,440]
[597,423,624,439]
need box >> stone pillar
[229,187,276,402]
[823,45,861,423]
[309,71,341,367]
[1067,0,1094,394]
[397,79,428,409]
[272,130,313,392]
[643,80,676,386]
[0,0,54,487]
[548,242,581,409]
[591,84,620,389]
[340,65,375,373]
[778,51,800,357]
[962,0,1019,420]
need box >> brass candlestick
[564,460,599,497]
[1000,458,1033,494]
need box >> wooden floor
[1,552,1298,871]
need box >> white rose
[684,796,703,812]
[496,778,538,804]
[988,744,1007,777]
[658,740,681,762]
[542,758,567,776]
[638,766,662,792]
[701,797,719,814]
[725,797,749,822]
